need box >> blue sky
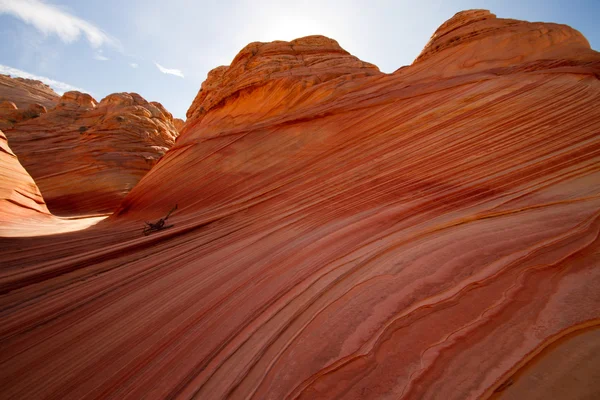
[1,0,598,119]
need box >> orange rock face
[3,90,178,215]
[1,10,600,400]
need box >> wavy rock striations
[1,10,600,400]
[3,89,179,215]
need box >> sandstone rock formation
[0,74,59,109]
[173,117,185,131]
[1,10,600,400]
[0,75,59,130]
[3,89,179,215]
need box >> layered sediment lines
[1,10,600,400]
[3,90,179,215]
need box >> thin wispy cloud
[0,0,121,50]
[93,50,109,61]
[0,64,87,95]
[129,63,139,68]
[154,62,184,78]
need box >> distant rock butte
[0,74,59,109]
[0,75,59,130]
[173,117,185,131]
[3,88,178,215]
[2,10,600,400]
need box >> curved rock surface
[3,91,179,215]
[1,9,600,400]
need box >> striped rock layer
[2,10,600,400]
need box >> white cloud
[93,50,108,61]
[0,64,87,95]
[0,0,121,50]
[154,62,184,78]
[129,63,139,68]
